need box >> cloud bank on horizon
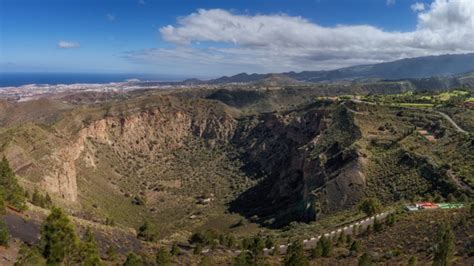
[125,0,474,74]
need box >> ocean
[0,72,184,87]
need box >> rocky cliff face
[230,104,365,227]
[3,96,237,204]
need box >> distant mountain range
[182,53,474,85]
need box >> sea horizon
[0,72,189,87]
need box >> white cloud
[386,0,396,6]
[57,41,80,49]
[138,0,146,5]
[106,13,115,21]
[124,0,474,74]
[411,2,425,12]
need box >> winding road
[345,99,470,135]
[211,210,395,256]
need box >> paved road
[434,111,468,134]
[263,210,393,255]
[204,210,394,256]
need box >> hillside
[204,53,474,85]
[0,86,473,264]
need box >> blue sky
[0,0,473,78]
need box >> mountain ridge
[203,53,474,84]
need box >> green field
[395,103,434,108]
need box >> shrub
[433,223,455,266]
[373,218,383,232]
[358,198,382,216]
[408,255,417,266]
[137,221,158,242]
[316,235,333,257]
[123,252,143,266]
[358,253,372,266]
[193,244,202,255]
[233,251,252,266]
[14,243,46,266]
[350,240,361,254]
[283,240,308,266]
[385,213,396,227]
[155,247,172,265]
[171,242,181,256]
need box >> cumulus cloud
[57,41,80,49]
[386,0,396,6]
[411,2,425,12]
[125,0,474,74]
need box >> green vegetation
[358,253,372,266]
[0,156,26,210]
[31,188,52,209]
[77,228,103,265]
[362,90,471,108]
[137,221,159,242]
[358,198,382,216]
[283,240,308,266]
[123,252,143,266]
[0,220,9,246]
[14,244,46,266]
[155,247,172,265]
[432,223,455,266]
[40,207,79,264]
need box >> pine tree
[0,191,6,214]
[408,255,418,266]
[373,218,383,232]
[350,240,361,254]
[0,156,26,210]
[44,193,52,208]
[171,242,181,256]
[123,252,143,266]
[433,223,455,266]
[0,220,9,247]
[77,227,102,265]
[385,213,396,227]
[32,188,44,207]
[40,207,79,264]
[249,236,265,257]
[358,198,382,216]
[193,243,203,255]
[311,241,323,259]
[199,256,213,266]
[155,247,172,265]
[265,235,275,249]
[233,251,252,266]
[106,245,119,264]
[358,253,372,266]
[283,240,309,266]
[346,234,353,245]
[137,220,158,242]
[337,233,346,246]
[318,235,332,257]
[226,234,236,248]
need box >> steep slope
[230,104,365,227]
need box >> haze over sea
[0,73,185,87]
